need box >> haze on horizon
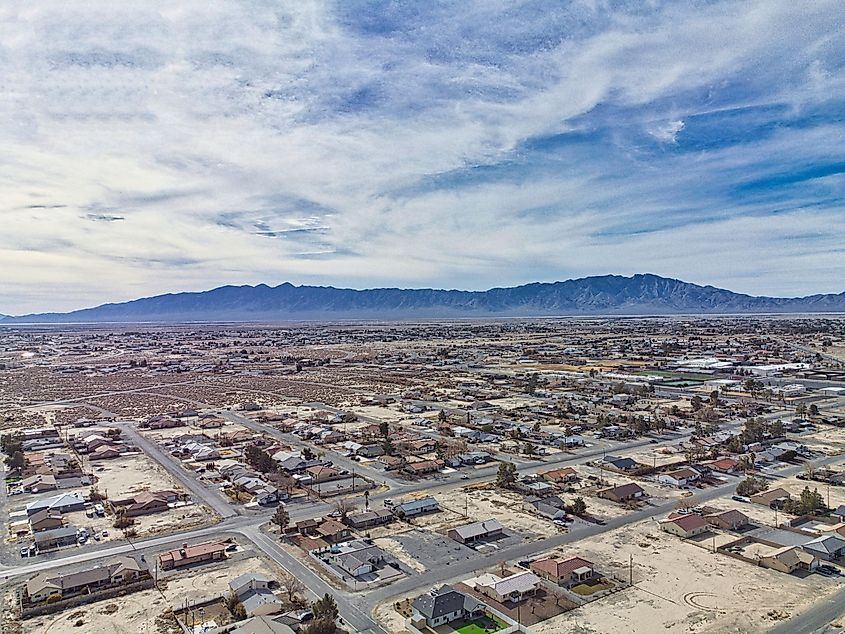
[2,1,845,314]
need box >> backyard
[436,614,508,634]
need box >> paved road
[238,526,387,634]
[116,422,239,519]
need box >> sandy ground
[139,420,251,442]
[374,536,427,573]
[412,486,565,539]
[800,427,845,456]
[532,518,845,634]
[23,556,279,634]
[91,454,182,499]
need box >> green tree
[784,486,826,515]
[379,421,389,438]
[244,444,277,473]
[225,592,246,619]
[303,618,336,634]
[496,462,517,489]
[312,593,339,623]
[690,395,703,412]
[272,505,290,534]
[736,476,768,497]
[809,404,820,418]
[570,497,587,515]
[6,450,25,470]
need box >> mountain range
[2,274,845,323]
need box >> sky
[2,1,845,314]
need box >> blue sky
[1,1,845,312]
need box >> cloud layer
[2,1,845,312]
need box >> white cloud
[1,1,845,312]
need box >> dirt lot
[23,556,281,634]
[799,427,845,456]
[91,454,182,499]
[532,517,844,634]
[412,486,565,539]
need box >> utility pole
[629,554,633,585]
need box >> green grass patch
[452,616,507,633]
[571,580,615,595]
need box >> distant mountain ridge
[3,274,845,323]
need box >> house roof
[706,509,748,526]
[160,542,226,563]
[604,456,638,470]
[600,482,645,498]
[26,556,147,596]
[531,556,594,578]
[231,616,295,634]
[751,488,791,505]
[766,545,817,567]
[665,514,709,532]
[541,467,577,481]
[664,468,699,480]
[230,573,272,594]
[316,519,347,536]
[450,518,504,540]
[412,585,484,620]
[394,496,438,512]
[476,571,540,595]
[28,509,63,525]
[25,492,84,514]
[241,589,283,614]
[803,534,845,555]
[707,458,739,470]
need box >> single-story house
[657,468,701,488]
[597,482,646,503]
[602,455,639,471]
[751,488,791,509]
[391,496,439,518]
[344,509,395,530]
[329,540,388,578]
[25,556,149,603]
[758,545,819,574]
[402,459,444,476]
[25,492,86,516]
[159,542,227,570]
[447,518,504,544]
[113,490,179,517]
[705,509,749,531]
[29,509,64,533]
[473,571,540,603]
[410,585,485,629]
[802,534,845,561]
[316,519,351,543]
[33,526,78,550]
[229,573,273,598]
[540,467,578,484]
[660,514,710,538]
[531,556,596,587]
[20,474,58,493]
[705,457,740,474]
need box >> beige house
[758,545,819,574]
